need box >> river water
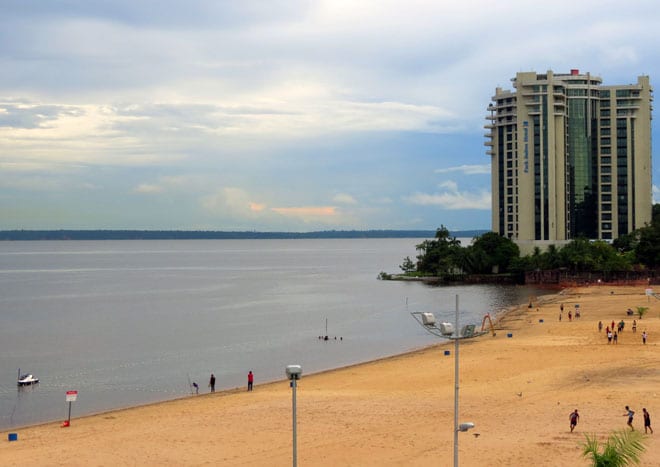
[0,238,543,430]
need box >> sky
[2,0,660,232]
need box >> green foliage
[634,223,660,267]
[636,306,649,319]
[415,226,462,276]
[582,430,647,466]
[399,256,416,274]
[462,232,520,274]
[410,227,639,278]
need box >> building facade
[486,70,653,244]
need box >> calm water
[0,239,540,430]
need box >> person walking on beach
[569,409,580,432]
[209,373,216,393]
[613,332,618,344]
[598,321,603,332]
[632,320,637,333]
[642,330,648,344]
[607,330,613,344]
[623,406,635,430]
[247,371,254,391]
[568,310,572,321]
[643,408,653,434]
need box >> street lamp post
[409,295,474,465]
[285,365,302,467]
[454,294,460,467]
[452,295,475,466]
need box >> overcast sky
[2,0,659,231]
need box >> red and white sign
[66,390,78,402]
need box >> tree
[562,238,594,272]
[582,430,647,466]
[634,223,660,267]
[399,256,416,274]
[467,232,520,274]
[415,226,462,276]
[636,306,649,320]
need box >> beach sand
[1,285,659,466]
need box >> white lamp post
[409,295,475,465]
[285,365,302,467]
[452,295,474,467]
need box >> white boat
[17,369,39,386]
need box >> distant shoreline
[0,229,487,241]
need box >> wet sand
[1,285,659,466]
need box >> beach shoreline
[2,284,659,466]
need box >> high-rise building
[486,70,653,245]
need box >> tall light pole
[286,365,302,467]
[454,294,460,467]
[409,295,474,465]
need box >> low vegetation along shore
[2,285,659,466]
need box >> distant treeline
[0,229,488,241]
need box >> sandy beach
[2,285,659,466]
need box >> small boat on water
[17,369,39,386]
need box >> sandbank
[1,285,659,466]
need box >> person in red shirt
[247,371,254,391]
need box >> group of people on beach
[570,406,653,434]
[558,303,580,321]
[598,317,648,345]
[192,371,255,394]
[622,406,654,434]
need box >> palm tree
[636,306,649,320]
[582,430,647,466]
